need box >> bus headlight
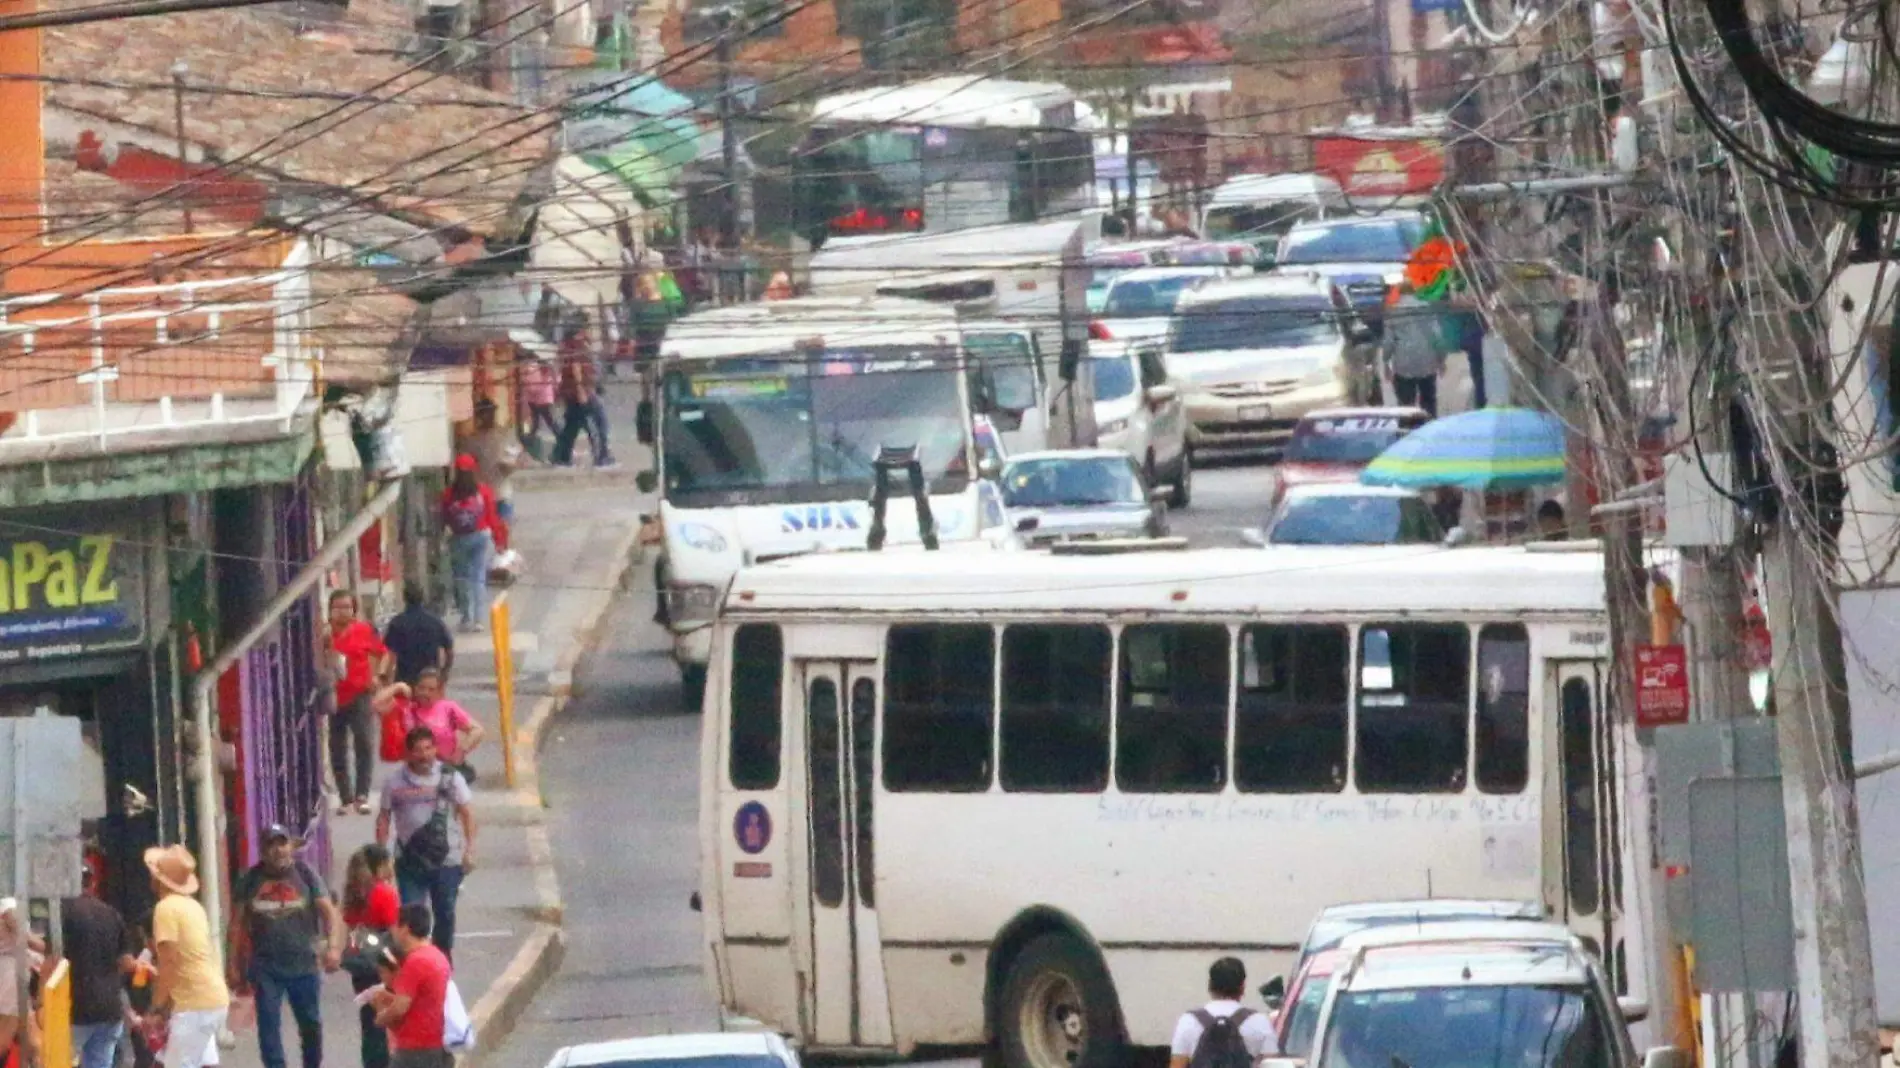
[674,523,729,553]
[667,583,721,624]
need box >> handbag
[379,701,408,763]
[443,979,475,1052]
[398,771,459,873]
[342,927,391,982]
[226,994,256,1033]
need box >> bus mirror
[636,400,655,445]
[688,891,702,913]
[636,470,658,494]
[1259,975,1286,1008]
[978,456,1003,481]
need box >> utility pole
[713,6,741,299]
[1123,83,1139,234]
[169,59,192,234]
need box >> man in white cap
[144,845,229,1068]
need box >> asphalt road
[1172,449,1278,546]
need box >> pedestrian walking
[550,341,613,469]
[1168,957,1276,1068]
[441,456,500,633]
[1383,282,1448,417]
[519,357,561,457]
[230,826,344,1068]
[325,591,390,815]
[461,398,521,550]
[62,879,137,1068]
[375,729,476,960]
[142,846,229,1068]
[340,846,400,1068]
[371,906,452,1068]
[381,585,455,687]
[370,670,485,784]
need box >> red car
[1269,406,1430,511]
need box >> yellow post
[489,592,516,788]
[41,959,70,1068]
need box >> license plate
[1239,404,1270,422]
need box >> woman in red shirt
[342,844,400,1068]
[440,455,500,634]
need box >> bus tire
[680,663,707,712]
[997,934,1124,1068]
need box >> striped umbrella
[1360,407,1567,491]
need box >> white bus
[697,545,1661,1066]
[795,76,1098,239]
[638,296,1015,707]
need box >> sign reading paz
[1634,644,1690,727]
[0,533,143,661]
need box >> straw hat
[144,844,200,895]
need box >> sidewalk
[223,424,654,1068]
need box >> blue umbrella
[1361,407,1566,491]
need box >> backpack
[398,769,460,874]
[1187,1008,1255,1068]
[444,492,484,536]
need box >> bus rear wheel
[998,934,1123,1068]
[680,663,707,712]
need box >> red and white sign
[1634,644,1690,727]
[1311,135,1446,198]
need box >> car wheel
[997,934,1124,1068]
[1168,449,1192,509]
[680,663,707,713]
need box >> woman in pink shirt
[372,668,486,780]
[519,357,560,443]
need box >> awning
[581,119,706,206]
[529,155,645,310]
[563,71,714,206]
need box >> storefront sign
[0,531,144,661]
[1311,135,1446,198]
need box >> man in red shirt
[326,591,390,814]
[373,905,451,1068]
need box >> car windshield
[965,332,1039,412]
[1002,456,1143,508]
[661,347,970,506]
[1285,974,1335,1057]
[1091,357,1137,402]
[1285,415,1409,465]
[1105,275,1203,317]
[1281,222,1414,265]
[1269,495,1441,546]
[1315,984,1612,1068]
[1172,296,1340,353]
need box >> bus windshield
[661,347,972,506]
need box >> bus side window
[1236,625,1348,793]
[884,624,995,792]
[1000,624,1112,792]
[1355,624,1470,794]
[1115,624,1229,794]
[729,624,784,790]
[1474,624,1530,794]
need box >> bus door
[1547,661,1627,988]
[792,660,895,1048]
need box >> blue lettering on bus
[780,505,864,533]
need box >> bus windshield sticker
[692,378,787,399]
[734,801,773,854]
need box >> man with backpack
[1169,957,1277,1068]
[230,825,346,1068]
[376,728,477,960]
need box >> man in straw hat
[143,845,229,1068]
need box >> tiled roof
[44,1,555,233]
[40,158,194,239]
[310,267,421,388]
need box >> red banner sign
[1634,644,1691,727]
[1311,136,1446,198]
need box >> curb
[463,512,651,1064]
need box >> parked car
[1264,899,1548,1055]
[1270,407,1431,510]
[1090,266,1232,349]
[1267,921,1674,1068]
[1165,273,1378,451]
[1272,213,1426,332]
[1000,450,1170,546]
[1247,484,1444,546]
[1088,343,1191,505]
[544,1032,803,1068]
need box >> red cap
[454,454,477,472]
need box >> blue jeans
[250,965,323,1068]
[448,530,493,627]
[72,1021,124,1068]
[397,862,466,959]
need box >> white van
[1200,173,1347,265]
